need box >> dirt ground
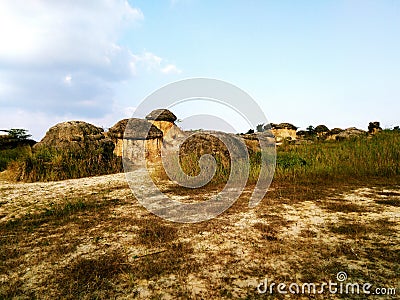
[0,171,399,299]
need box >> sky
[0,0,399,140]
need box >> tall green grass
[275,131,400,180]
[0,146,32,171]
[8,146,123,182]
[155,131,400,185]
[6,131,400,183]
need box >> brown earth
[0,172,399,299]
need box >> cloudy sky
[0,0,399,140]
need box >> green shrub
[0,146,31,171]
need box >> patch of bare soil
[0,173,399,299]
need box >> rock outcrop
[267,123,298,143]
[108,118,163,163]
[145,109,184,142]
[325,128,344,141]
[314,125,329,139]
[240,132,275,152]
[335,127,367,141]
[35,121,114,154]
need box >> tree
[246,129,255,134]
[306,125,315,133]
[256,123,264,132]
[0,129,31,140]
[314,125,329,133]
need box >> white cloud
[132,51,182,75]
[0,104,137,141]
[161,64,182,74]
[0,1,143,68]
[0,0,143,114]
[0,0,181,139]
[64,75,72,85]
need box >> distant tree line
[0,129,32,141]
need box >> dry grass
[0,174,399,299]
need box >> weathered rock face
[314,125,330,138]
[267,123,298,143]
[241,132,275,152]
[146,109,177,122]
[145,109,184,141]
[173,131,248,172]
[108,118,163,162]
[368,121,382,134]
[35,121,114,154]
[163,131,274,172]
[335,127,367,141]
[325,128,344,141]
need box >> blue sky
[0,0,399,140]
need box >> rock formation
[108,118,163,163]
[335,127,367,141]
[314,125,329,138]
[267,123,298,143]
[240,132,275,152]
[34,121,114,154]
[325,128,344,141]
[145,109,183,141]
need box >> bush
[8,145,123,182]
[0,146,31,171]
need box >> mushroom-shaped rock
[145,109,183,140]
[145,109,177,122]
[109,118,162,141]
[270,123,298,130]
[108,118,163,161]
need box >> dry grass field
[1,171,399,299]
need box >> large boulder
[34,121,114,154]
[145,109,177,122]
[336,127,367,141]
[267,123,298,143]
[325,128,344,141]
[108,118,163,141]
[108,118,163,162]
[145,109,184,142]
